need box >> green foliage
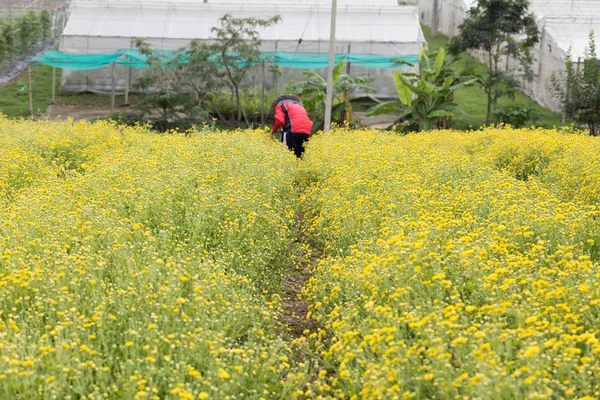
[39,10,52,43]
[205,88,279,123]
[0,33,6,70]
[550,32,600,136]
[133,14,280,130]
[287,60,375,130]
[367,47,476,132]
[421,24,562,130]
[2,21,15,62]
[450,0,539,125]
[494,104,538,128]
[17,11,41,55]
[132,40,210,132]
[211,14,281,126]
[0,10,58,76]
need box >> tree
[211,14,281,126]
[288,60,375,130]
[132,39,224,132]
[367,47,476,132]
[40,10,52,44]
[450,0,539,125]
[3,22,15,64]
[0,24,6,73]
[17,12,41,56]
[550,32,600,136]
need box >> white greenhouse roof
[63,1,424,44]
[530,0,600,18]
[544,16,600,60]
[70,0,401,5]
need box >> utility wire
[294,0,319,53]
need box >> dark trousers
[283,132,310,158]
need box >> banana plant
[287,59,376,130]
[368,47,477,132]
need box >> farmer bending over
[270,95,313,158]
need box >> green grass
[0,64,57,117]
[0,64,139,118]
[421,24,563,129]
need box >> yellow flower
[218,369,231,380]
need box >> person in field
[270,94,313,158]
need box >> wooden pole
[324,0,338,132]
[111,63,116,113]
[52,66,56,104]
[261,62,266,126]
[28,64,33,116]
[346,43,351,75]
[125,66,130,104]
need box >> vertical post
[324,0,338,133]
[346,43,351,75]
[261,62,266,126]
[52,66,56,104]
[28,64,33,116]
[111,63,116,113]
[274,41,280,92]
[125,66,130,104]
[432,0,439,37]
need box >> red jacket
[272,100,313,135]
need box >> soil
[278,211,320,340]
[278,262,319,339]
[42,104,134,121]
[354,111,398,129]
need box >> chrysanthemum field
[1,117,599,400]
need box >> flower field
[1,118,600,399]
[300,128,600,399]
[0,118,307,399]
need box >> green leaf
[434,47,445,78]
[392,59,414,68]
[367,101,401,116]
[333,59,345,84]
[449,78,478,92]
[427,110,454,118]
[331,102,348,120]
[393,71,414,106]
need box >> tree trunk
[492,42,502,115]
[486,49,494,125]
[234,84,242,126]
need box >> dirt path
[278,209,320,340]
[278,244,319,339]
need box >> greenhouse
[57,0,425,98]
[417,0,600,111]
[525,1,600,110]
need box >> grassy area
[0,64,138,118]
[0,64,57,117]
[421,24,563,129]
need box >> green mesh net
[31,49,418,70]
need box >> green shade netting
[118,49,189,68]
[31,49,419,70]
[261,51,418,69]
[30,50,123,70]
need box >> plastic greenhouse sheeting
[31,49,419,70]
